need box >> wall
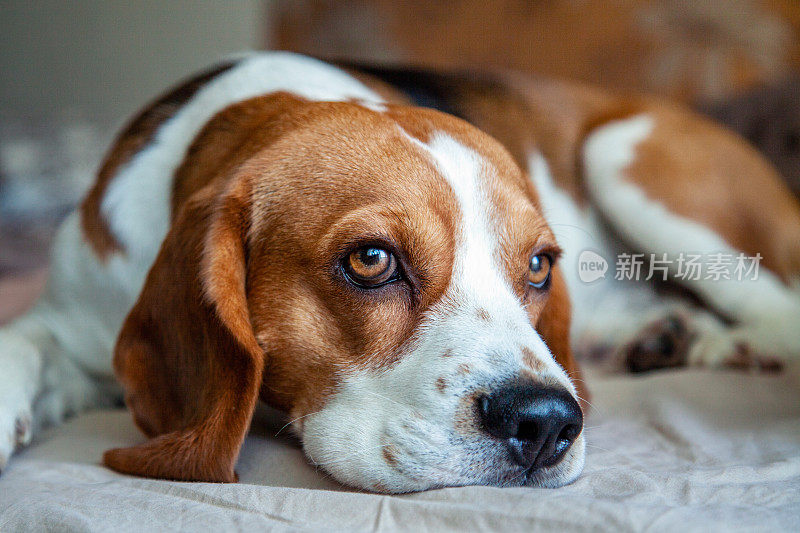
[0,0,267,127]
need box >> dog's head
[106,93,586,493]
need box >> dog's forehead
[383,107,556,283]
[247,101,543,246]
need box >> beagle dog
[1,52,799,493]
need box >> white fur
[303,134,583,492]
[582,115,800,365]
[0,213,130,466]
[531,153,633,336]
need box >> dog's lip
[516,448,573,485]
[522,464,538,482]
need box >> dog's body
[1,52,799,493]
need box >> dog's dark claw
[625,314,692,373]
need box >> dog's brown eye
[345,247,398,287]
[528,254,552,288]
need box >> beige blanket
[1,365,798,532]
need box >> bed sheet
[1,365,798,532]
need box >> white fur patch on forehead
[406,133,566,371]
[101,51,386,264]
[418,134,486,230]
[407,133,512,301]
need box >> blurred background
[1,0,799,319]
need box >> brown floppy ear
[103,181,264,482]
[535,266,590,412]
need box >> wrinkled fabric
[1,367,799,532]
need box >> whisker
[576,395,602,414]
[274,410,321,436]
[362,390,409,409]
[545,223,598,242]
[310,444,392,468]
[501,466,531,488]
[584,443,612,453]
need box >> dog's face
[110,96,585,492]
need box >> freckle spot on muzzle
[383,445,398,467]
[436,376,447,393]
[454,390,483,435]
[521,346,544,371]
[372,481,390,493]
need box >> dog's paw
[0,401,33,473]
[622,312,788,374]
[688,327,786,373]
[722,343,784,373]
[577,306,793,375]
[623,313,693,373]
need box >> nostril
[545,423,582,466]
[558,423,580,445]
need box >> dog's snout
[478,384,583,470]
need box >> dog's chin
[302,431,586,494]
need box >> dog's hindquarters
[582,108,800,369]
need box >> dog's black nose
[478,384,583,469]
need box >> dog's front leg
[0,312,50,469]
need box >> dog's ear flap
[535,266,590,412]
[103,183,264,482]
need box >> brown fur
[103,180,263,482]
[624,104,800,281]
[520,346,544,372]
